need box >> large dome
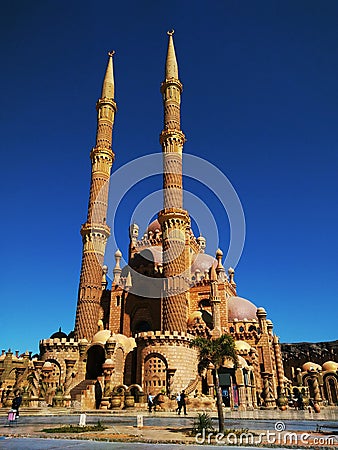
[191,253,216,274]
[228,296,257,321]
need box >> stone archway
[324,375,338,405]
[86,345,105,380]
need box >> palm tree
[190,334,237,433]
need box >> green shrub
[192,412,214,435]
[42,421,106,434]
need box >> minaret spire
[101,51,115,99]
[165,30,178,80]
[74,52,117,341]
[158,31,190,333]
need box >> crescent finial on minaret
[167,29,174,36]
[108,50,115,57]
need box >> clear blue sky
[1,1,337,354]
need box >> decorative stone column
[40,363,53,405]
[261,372,275,408]
[235,368,246,410]
[64,359,76,407]
[309,369,322,405]
[0,367,4,407]
[78,339,88,380]
[272,336,284,396]
[101,359,114,409]
[246,370,253,409]
[206,363,215,396]
[317,368,325,402]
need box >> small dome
[147,219,161,233]
[216,248,223,257]
[92,329,111,344]
[43,361,53,370]
[235,340,251,352]
[228,296,257,321]
[50,328,68,340]
[115,249,122,257]
[104,358,114,365]
[191,253,216,274]
[322,361,338,372]
[302,361,322,372]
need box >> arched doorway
[86,345,105,380]
[144,353,167,395]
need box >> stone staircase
[185,374,202,396]
[70,379,96,403]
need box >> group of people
[147,390,187,415]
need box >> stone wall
[281,340,338,380]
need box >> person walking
[177,390,187,415]
[147,393,154,413]
[12,391,22,418]
[175,392,181,413]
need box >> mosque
[0,32,337,410]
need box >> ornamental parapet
[158,208,190,227]
[39,337,80,354]
[135,236,162,248]
[160,129,186,146]
[160,78,183,93]
[90,146,114,160]
[135,330,193,344]
[96,98,117,112]
[80,222,111,239]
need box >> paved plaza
[0,408,337,448]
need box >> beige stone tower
[74,52,117,341]
[158,30,190,333]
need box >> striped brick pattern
[74,56,117,341]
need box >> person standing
[177,390,187,415]
[12,391,22,418]
[148,393,154,413]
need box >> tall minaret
[74,52,117,341]
[158,31,190,333]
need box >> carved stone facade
[2,32,335,411]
